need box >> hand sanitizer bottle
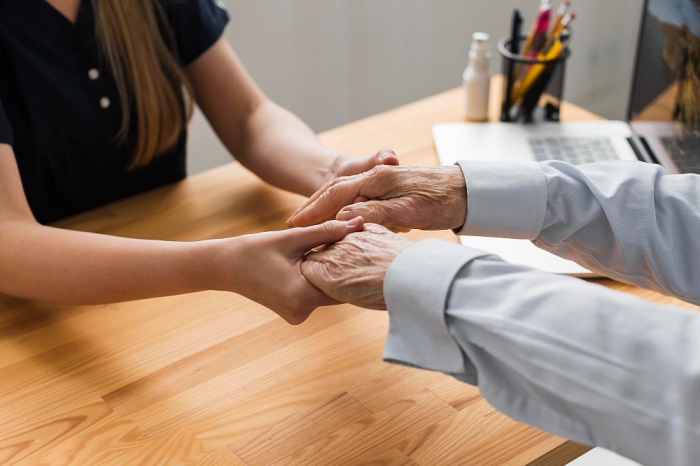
[463,32,491,121]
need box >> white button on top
[88,68,100,80]
[99,97,111,109]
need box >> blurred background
[187,0,643,174]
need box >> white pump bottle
[463,32,491,121]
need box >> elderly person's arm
[301,161,700,465]
[292,160,700,303]
[302,227,700,466]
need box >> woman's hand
[325,148,399,186]
[301,224,413,310]
[226,218,365,324]
[288,165,467,232]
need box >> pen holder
[498,34,571,123]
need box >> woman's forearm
[0,213,366,324]
[231,99,339,197]
[0,218,232,304]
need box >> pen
[513,0,552,87]
[512,29,570,103]
[525,0,552,57]
[501,9,523,120]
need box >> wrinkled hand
[288,165,467,232]
[232,218,364,324]
[301,224,413,310]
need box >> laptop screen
[629,0,700,127]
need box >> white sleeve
[455,160,700,305]
[383,239,700,466]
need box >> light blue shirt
[383,160,700,466]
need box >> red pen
[527,0,552,57]
[513,0,552,96]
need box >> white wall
[187,0,644,174]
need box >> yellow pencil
[551,1,571,38]
[512,38,564,102]
[544,11,575,52]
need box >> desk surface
[1,85,697,465]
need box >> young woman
[0,0,397,323]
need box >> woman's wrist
[186,237,243,294]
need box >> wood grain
[0,83,688,465]
[273,390,457,465]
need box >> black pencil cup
[498,34,571,123]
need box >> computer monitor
[629,0,700,127]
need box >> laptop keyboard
[528,137,618,165]
[660,135,700,174]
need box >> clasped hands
[244,150,467,325]
[289,157,467,312]
[234,148,406,325]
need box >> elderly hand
[230,218,365,324]
[301,224,413,310]
[288,165,467,232]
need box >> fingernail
[347,217,362,227]
[337,210,356,221]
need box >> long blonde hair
[91,0,193,168]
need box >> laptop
[433,0,700,276]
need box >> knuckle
[324,183,342,200]
[320,176,344,195]
[364,223,388,234]
[360,203,384,221]
[368,164,385,176]
[370,164,394,180]
[322,220,340,234]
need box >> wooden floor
[3,87,693,464]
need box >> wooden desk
[1,86,697,465]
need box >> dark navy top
[0,0,229,223]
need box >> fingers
[288,218,365,255]
[300,224,408,310]
[299,259,323,288]
[286,150,398,228]
[287,177,335,226]
[336,149,400,179]
[336,199,406,229]
[287,176,369,227]
[364,148,399,172]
